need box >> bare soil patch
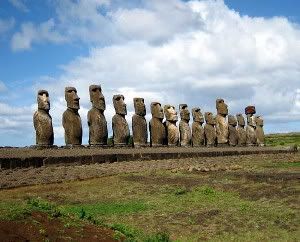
[0,211,118,242]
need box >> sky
[0,0,300,146]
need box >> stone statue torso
[228,125,238,146]
[88,107,108,145]
[215,114,229,145]
[179,120,191,147]
[132,114,147,147]
[204,124,216,147]
[149,118,166,146]
[256,126,265,146]
[33,110,54,145]
[237,126,246,146]
[62,108,82,145]
[246,125,257,146]
[112,114,130,145]
[192,122,204,147]
[165,121,179,146]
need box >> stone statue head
[65,87,80,110]
[256,116,264,127]
[151,102,164,119]
[245,106,256,127]
[228,115,237,126]
[37,90,50,111]
[205,112,216,125]
[134,98,146,116]
[113,94,127,115]
[89,85,105,111]
[236,114,245,127]
[216,98,228,116]
[164,105,178,122]
[245,106,256,115]
[192,108,204,123]
[179,104,190,122]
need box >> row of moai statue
[33,86,265,147]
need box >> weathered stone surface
[191,108,205,147]
[216,99,229,146]
[62,87,82,146]
[228,115,238,147]
[245,106,257,146]
[149,102,166,147]
[245,106,256,115]
[33,90,54,146]
[164,105,179,146]
[256,116,265,146]
[204,112,216,147]
[112,95,130,146]
[132,98,147,147]
[179,104,191,147]
[236,114,246,146]
[87,85,108,146]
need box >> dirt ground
[0,153,299,189]
[0,211,118,242]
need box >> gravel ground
[0,153,299,189]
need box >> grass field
[265,132,300,147]
[0,153,299,241]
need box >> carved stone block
[112,95,130,146]
[204,112,216,147]
[216,99,229,146]
[164,105,179,146]
[62,87,82,146]
[33,90,54,146]
[179,104,191,147]
[191,108,205,147]
[87,85,108,146]
[149,102,166,147]
[132,98,147,147]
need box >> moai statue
[33,90,54,146]
[215,99,229,146]
[256,116,265,146]
[112,94,130,146]
[87,85,108,146]
[245,106,257,146]
[191,108,205,147]
[164,105,179,146]
[204,112,216,147]
[149,102,166,147]
[132,98,147,147]
[228,115,238,146]
[236,114,247,146]
[62,87,82,146]
[179,104,192,147]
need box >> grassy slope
[265,133,300,147]
[0,156,299,241]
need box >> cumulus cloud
[11,19,67,51]
[4,0,300,145]
[9,0,29,12]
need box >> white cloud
[11,19,67,51]
[4,0,300,145]
[0,18,15,34]
[9,0,29,12]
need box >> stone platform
[0,146,297,170]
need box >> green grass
[265,133,300,147]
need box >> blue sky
[0,0,300,146]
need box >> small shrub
[144,232,171,242]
